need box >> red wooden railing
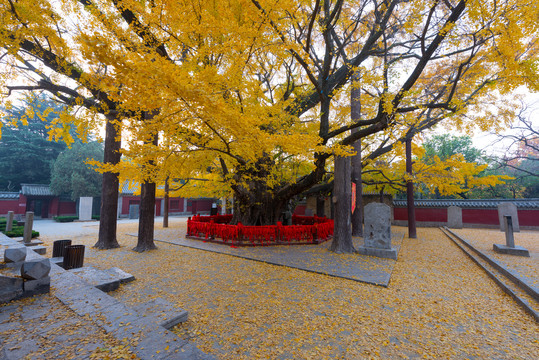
[186,214,334,246]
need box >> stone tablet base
[356,246,398,260]
[493,244,530,257]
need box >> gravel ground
[34,219,539,360]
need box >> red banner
[351,182,356,214]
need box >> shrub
[92,215,100,220]
[3,229,40,238]
[53,216,79,223]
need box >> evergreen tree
[0,96,67,190]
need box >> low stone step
[18,239,44,246]
[31,245,47,255]
[133,297,188,330]
[69,266,122,292]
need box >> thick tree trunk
[231,189,285,225]
[163,177,169,228]
[134,180,158,252]
[134,113,159,252]
[406,137,417,238]
[330,155,355,253]
[94,117,121,249]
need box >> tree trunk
[134,113,159,252]
[231,189,285,225]
[316,196,325,217]
[330,155,355,253]
[163,177,169,228]
[406,137,417,238]
[94,116,121,249]
[134,180,158,252]
[350,71,363,236]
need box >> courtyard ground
[3,218,538,359]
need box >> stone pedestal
[447,206,462,229]
[493,215,529,257]
[79,197,93,221]
[356,203,398,260]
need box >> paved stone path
[145,229,405,287]
[1,231,213,360]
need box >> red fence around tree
[186,214,334,246]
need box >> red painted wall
[394,206,539,227]
[58,201,77,216]
[0,200,20,215]
[294,204,306,216]
[462,209,499,225]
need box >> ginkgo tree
[1,0,538,253]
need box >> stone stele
[497,202,520,232]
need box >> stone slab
[356,246,398,260]
[79,196,93,221]
[364,203,392,249]
[133,298,189,330]
[50,257,63,267]
[104,267,136,283]
[493,244,530,257]
[21,259,51,280]
[31,245,46,255]
[145,230,405,287]
[447,206,463,229]
[68,266,121,292]
[4,247,26,263]
[18,239,44,246]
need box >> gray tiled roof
[120,181,139,195]
[0,192,19,200]
[20,184,54,197]
[393,199,539,209]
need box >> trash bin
[63,245,85,270]
[52,239,72,258]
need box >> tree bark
[134,180,158,252]
[163,177,169,228]
[94,116,121,249]
[406,137,417,238]
[316,196,325,217]
[330,155,355,253]
[134,113,159,252]
[350,71,363,237]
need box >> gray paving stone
[0,275,23,303]
[69,266,121,292]
[133,298,189,330]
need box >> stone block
[497,203,520,232]
[364,203,392,249]
[21,259,51,280]
[447,206,462,229]
[50,257,63,267]
[23,276,50,297]
[129,204,139,219]
[0,275,23,303]
[493,244,530,257]
[4,247,27,263]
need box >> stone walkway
[143,229,405,287]
[0,231,213,360]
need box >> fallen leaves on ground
[37,220,538,359]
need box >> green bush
[3,229,40,238]
[92,215,100,220]
[53,216,79,222]
[0,217,17,226]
